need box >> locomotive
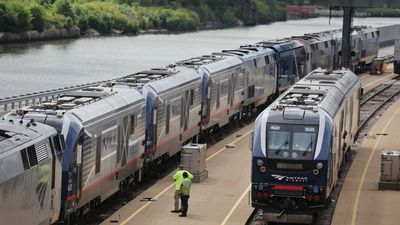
[251,68,361,221]
[1,25,378,224]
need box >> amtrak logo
[271,174,286,181]
[271,174,308,182]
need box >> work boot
[179,213,187,217]
[171,210,180,213]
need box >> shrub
[53,0,75,19]
[0,2,5,32]
[30,4,46,32]
[2,1,32,32]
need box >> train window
[95,136,101,174]
[190,89,194,106]
[324,41,328,48]
[171,97,181,117]
[166,105,170,134]
[248,85,255,98]
[52,135,62,153]
[372,32,375,38]
[265,56,270,64]
[49,138,56,189]
[20,149,30,170]
[27,145,38,167]
[216,82,220,108]
[220,79,229,97]
[130,114,135,135]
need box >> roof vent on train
[176,55,225,68]
[114,67,177,88]
[22,86,112,112]
[273,88,325,111]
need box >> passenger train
[1,25,378,224]
[250,68,361,220]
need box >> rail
[0,80,106,115]
[358,79,400,132]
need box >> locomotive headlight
[260,166,267,173]
[316,162,323,170]
[257,159,264,166]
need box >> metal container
[380,150,400,182]
[181,143,208,183]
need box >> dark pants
[180,195,190,215]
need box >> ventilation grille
[35,141,48,162]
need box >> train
[250,68,361,222]
[0,25,378,224]
[0,118,65,225]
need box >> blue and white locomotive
[251,68,361,219]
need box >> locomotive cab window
[266,123,318,160]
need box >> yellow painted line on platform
[362,73,395,89]
[220,184,251,225]
[351,105,400,225]
[120,128,253,225]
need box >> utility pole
[341,7,354,69]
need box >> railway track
[247,75,400,225]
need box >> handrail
[0,80,106,114]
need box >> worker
[179,172,192,217]
[171,165,193,213]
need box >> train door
[182,90,190,131]
[228,73,235,107]
[118,117,129,167]
[49,135,63,223]
[338,109,345,166]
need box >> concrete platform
[331,97,400,225]
[101,123,254,225]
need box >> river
[1,17,400,98]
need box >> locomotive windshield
[267,123,318,160]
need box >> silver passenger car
[0,119,64,225]
[176,55,245,136]
[214,46,277,116]
[141,67,202,161]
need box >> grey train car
[213,46,277,117]
[130,67,202,164]
[251,68,361,221]
[3,86,147,221]
[0,119,64,225]
[294,32,335,71]
[176,55,245,137]
[256,39,308,92]
[61,87,146,217]
[353,26,379,70]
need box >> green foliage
[53,0,74,19]
[30,4,46,31]
[0,0,288,35]
[2,1,32,32]
[0,2,5,32]
[73,2,139,33]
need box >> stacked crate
[181,143,208,183]
[379,150,400,190]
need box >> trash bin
[369,57,385,75]
[181,143,208,183]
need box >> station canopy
[310,0,400,8]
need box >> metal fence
[0,81,105,115]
